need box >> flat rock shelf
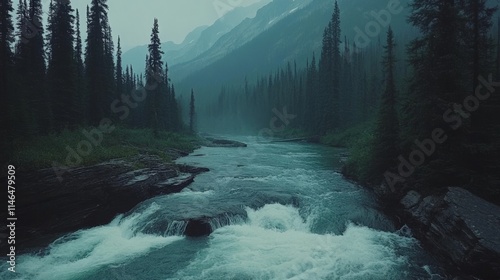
[400,187,500,279]
[7,154,209,252]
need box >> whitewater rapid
[1,136,445,280]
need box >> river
[3,136,446,280]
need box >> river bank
[341,166,500,279]
[282,125,500,279]
[279,128,500,279]
[0,134,248,254]
[3,155,207,254]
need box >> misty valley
[1,0,500,280]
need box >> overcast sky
[36,0,264,52]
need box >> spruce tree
[44,0,54,61]
[170,84,180,131]
[461,0,499,196]
[461,0,496,144]
[85,0,109,125]
[146,18,164,136]
[317,0,341,133]
[404,0,469,188]
[0,0,15,136]
[330,0,341,130]
[116,36,123,98]
[371,27,400,181]
[305,54,318,132]
[75,8,85,124]
[189,89,196,133]
[103,23,115,105]
[26,0,47,132]
[14,0,25,53]
[46,0,77,130]
[11,0,31,134]
[406,0,466,139]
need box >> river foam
[169,203,418,280]
[1,203,182,280]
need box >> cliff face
[399,187,500,279]
[3,155,208,252]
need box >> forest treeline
[0,0,184,140]
[205,0,500,201]
[1,0,499,200]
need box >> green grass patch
[4,127,200,171]
[321,123,373,148]
[342,127,376,183]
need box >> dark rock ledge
[397,187,500,279]
[3,154,208,252]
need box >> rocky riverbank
[1,136,251,253]
[372,183,500,279]
[2,154,209,253]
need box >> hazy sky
[37,0,264,51]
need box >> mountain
[122,25,208,73]
[122,0,270,74]
[175,0,413,96]
[170,0,314,81]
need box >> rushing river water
[3,136,446,280]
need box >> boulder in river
[184,219,213,237]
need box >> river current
[2,136,445,280]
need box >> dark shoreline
[341,168,500,279]
[0,136,248,254]
[1,154,209,254]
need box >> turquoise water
[1,137,445,280]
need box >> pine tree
[340,37,353,127]
[461,0,496,144]
[116,36,123,98]
[318,26,332,133]
[146,18,164,136]
[11,0,31,134]
[75,8,83,79]
[45,0,54,61]
[330,0,341,130]
[496,17,500,80]
[163,61,174,131]
[461,0,499,195]
[0,0,15,136]
[26,0,47,132]
[14,0,25,53]
[371,27,400,181]
[403,0,470,187]
[317,0,341,133]
[170,84,180,131]
[85,0,109,125]
[75,8,85,124]
[124,64,130,91]
[189,89,196,133]
[305,54,318,132]
[103,23,115,105]
[46,0,77,130]
[406,0,466,138]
